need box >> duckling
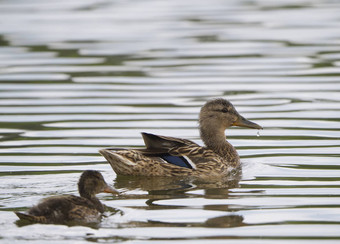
[15,170,118,225]
[99,98,262,180]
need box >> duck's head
[78,170,119,198]
[199,98,262,130]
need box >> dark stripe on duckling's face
[160,154,193,169]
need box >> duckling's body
[100,99,262,179]
[16,195,102,224]
[15,170,118,225]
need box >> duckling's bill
[233,116,262,130]
[103,185,119,195]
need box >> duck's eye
[221,108,229,113]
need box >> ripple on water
[1,0,340,243]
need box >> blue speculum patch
[160,154,193,169]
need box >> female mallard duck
[15,170,118,225]
[99,98,262,179]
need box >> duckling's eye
[221,108,229,113]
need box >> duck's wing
[141,132,198,151]
[100,133,219,176]
[137,132,203,169]
[101,132,199,155]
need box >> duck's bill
[233,116,263,130]
[103,185,119,195]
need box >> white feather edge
[183,156,197,170]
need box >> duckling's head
[199,98,262,131]
[78,170,118,198]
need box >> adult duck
[99,98,262,180]
[15,170,118,225]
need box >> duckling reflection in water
[100,98,262,180]
[15,170,119,225]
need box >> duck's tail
[99,149,139,175]
[14,211,47,223]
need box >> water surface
[0,0,340,243]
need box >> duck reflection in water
[114,175,244,229]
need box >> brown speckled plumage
[14,170,118,225]
[100,99,262,180]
